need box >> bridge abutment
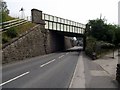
[2,9,73,64]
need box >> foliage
[86,19,120,46]
[115,26,120,45]
[2,22,36,44]
[86,19,107,41]
[2,33,10,44]
[85,36,115,59]
[85,36,97,58]
[1,1,9,14]
[2,27,18,44]
[2,12,14,22]
[5,27,18,38]
[0,1,14,22]
[85,18,120,59]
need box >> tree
[86,19,108,41]
[86,18,120,45]
[115,26,120,45]
[0,0,13,22]
[1,0,9,14]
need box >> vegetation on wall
[2,22,36,44]
[1,1,36,44]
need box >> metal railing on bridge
[0,19,28,32]
[42,13,85,34]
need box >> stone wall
[64,36,73,49]
[2,25,44,64]
[2,24,73,64]
[46,31,65,53]
[2,9,73,64]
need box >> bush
[85,36,97,58]
[100,41,114,49]
[2,33,9,44]
[85,36,115,59]
[6,27,18,38]
[2,27,18,44]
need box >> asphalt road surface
[1,47,81,88]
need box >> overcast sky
[4,0,120,24]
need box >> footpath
[69,50,119,88]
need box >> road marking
[59,55,64,59]
[0,71,29,86]
[66,53,69,55]
[69,52,85,88]
[40,59,55,67]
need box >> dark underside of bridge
[48,29,84,37]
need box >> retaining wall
[2,24,73,64]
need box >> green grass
[2,12,36,45]
[15,22,36,35]
[2,22,36,44]
[2,12,36,44]
[1,12,15,22]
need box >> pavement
[94,51,118,80]
[70,50,119,88]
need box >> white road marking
[69,52,85,88]
[66,53,69,55]
[40,59,55,67]
[0,71,29,86]
[58,55,64,59]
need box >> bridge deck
[42,13,85,34]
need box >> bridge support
[83,35,86,51]
[83,25,87,51]
[31,9,45,25]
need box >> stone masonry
[2,9,73,64]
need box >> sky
[4,0,120,24]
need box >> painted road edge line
[66,53,69,55]
[59,55,64,59]
[0,71,30,86]
[69,52,85,88]
[40,59,55,68]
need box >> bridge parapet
[31,9,85,34]
[42,13,85,34]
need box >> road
[1,47,81,88]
